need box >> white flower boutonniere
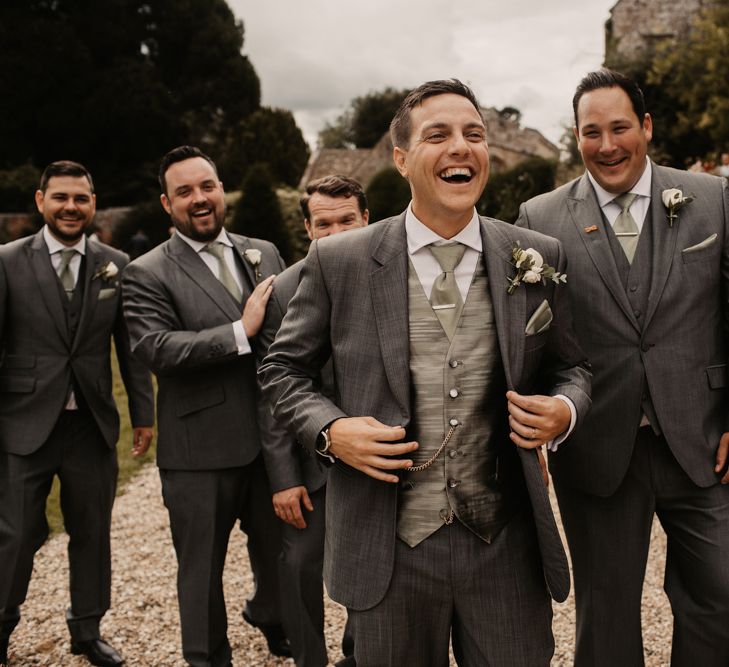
[244,248,262,282]
[661,188,694,227]
[507,242,566,295]
[92,260,119,283]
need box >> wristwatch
[315,425,335,461]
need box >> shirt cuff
[546,394,576,452]
[232,320,251,355]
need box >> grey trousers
[0,410,116,644]
[160,455,282,667]
[348,512,552,666]
[556,427,729,667]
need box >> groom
[260,79,591,665]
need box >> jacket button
[448,449,457,459]
[449,418,459,427]
[449,360,458,368]
[448,478,459,488]
[449,388,459,398]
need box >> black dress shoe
[70,638,124,667]
[241,610,291,658]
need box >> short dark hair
[39,160,94,193]
[389,79,483,149]
[158,145,218,195]
[573,68,646,126]
[299,175,368,220]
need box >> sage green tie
[57,248,76,300]
[613,192,640,264]
[203,242,242,302]
[428,242,466,340]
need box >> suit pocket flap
[0,376,36,393]
[175,384,225,417]
[2,354,36,369]
[706,364,727,389]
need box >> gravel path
[9,465,672,666]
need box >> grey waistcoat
[397,257,525,548]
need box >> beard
[170,204,226,242]
[46,216,88,244]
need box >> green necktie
[428,242,466,340]
[57,248,76,300]
[613,192,640,264]
[203,242,242,302]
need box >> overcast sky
[231,0,617,149]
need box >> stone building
[299,106,559,189]
[605,0,714,66]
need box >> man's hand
[273,486,313,529]
[329,416,418,484]
[132,427,154,457]
[715,432,729,484]
[506,391,570,449]
[241,275,275,338]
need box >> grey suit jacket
[0,229,154,455]
[258,260,329,494]
[259,214,591,609]
[122,231,285,471]
[517,163,729,496]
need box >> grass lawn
[45,346,156,533]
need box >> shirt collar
[176,227,232,253]
[43,225,86,256]
[587,157,652,209]
[405,204,482,255]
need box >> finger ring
[531,427,537,439]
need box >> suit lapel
[643,164,680,330]
[567,174,640,332]
[370,216,411,416]
[71,239,103,353]
[481,218,524,389]
[27,230,70,344]
[229,234,257,293]
[168,234,242,321]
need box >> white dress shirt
[44,225,86,409]
[176,229,251,355]
[588,157,652,229]
[404,205,575,450]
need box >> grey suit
[122,231,286,667]
[260,214,591,662]
[259,260,352,667]
[517,164,729,665]
[0,229,154,643]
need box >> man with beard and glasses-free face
[122,146,289,667]
[517,68,729,666]
[260,81,591,666]
[0,161,154,667]
[258,175,368,667]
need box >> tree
[0,0,261,208]
[365,168,412,222]
[647,4,729,165]
[0,164,42,213]
[478,158,557,223]
[230,164,293,264]
[219,107,310,189]
[319,87,410,149]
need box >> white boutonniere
[244,248,262,282]
[92,260,119,283]
[507,241,566,295]
[661,188,695,227]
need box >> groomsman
[0,160,154,667]
[122,146,289,667]
[259,175,368,667]
[517,69,729,665]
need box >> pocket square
[98,287,117,301]
[682,233,717,254]
[525,299,553,336]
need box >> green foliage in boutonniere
[91,260,119,283]
[507,241,566,295]
[243,248,262,282]
[661,188,695,227]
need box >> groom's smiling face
[161,157,227,242]
[575,85,652,195]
